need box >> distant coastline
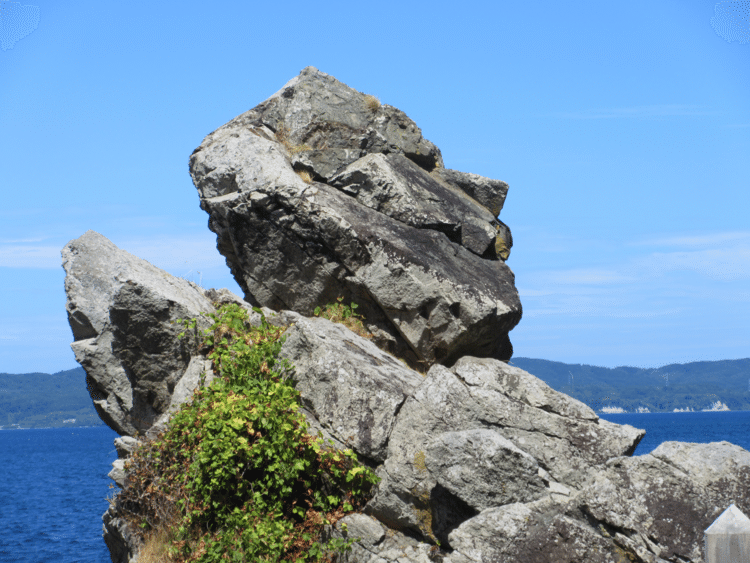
[3,358,749,429]
[600,400,733,414]
[510,357,750,415]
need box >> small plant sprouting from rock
[313,298,432,374]
[296,170,314,184]
[363,94,381,112]
[276,125,312,155]
[111,302,380,563]
[313,297,371,339]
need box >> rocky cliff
[64,68,750,563]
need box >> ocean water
[2,412,750,562]
[598,409,750,456]
[0,426,119,563]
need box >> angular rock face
[441,440,750,563]
[188,66,520,368]
[62,230,220,438]
[364,356,645,546]
[329,441,750,563]
[63,232,750,563]
[279,315,425,463]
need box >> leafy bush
[113,303,380,563]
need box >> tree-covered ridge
[510,357,750,413]
[0,367,103,429]
[2,357,749,430]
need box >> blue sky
[1,0,748,375]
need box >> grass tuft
[296,170,314,184]
[275,125,312,155]
[363,94,381,112]
[313,297,371,340]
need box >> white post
[704,504,750,563]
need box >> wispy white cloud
[0,317,74,343]
[0,237,48,244]
[524,231,750,287]
[542,268,638,285]
[518,229,750,320]
[0,203,140,218]
[632,231,750,248]
[637,248,750,281]
[0,244,62,268]
[0,232,227,274]
[521,306,684,319]
[542,104,719,120]
[630,233,750,281]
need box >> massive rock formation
[63,69,750,563]
[63,231,750,563]
[188,66,519,368]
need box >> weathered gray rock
[189,66,520,368]
[65,70,750,563]
[430,167,509,218]
[328,152,501,258]
[279,315,425,463]
[61,231,436,562]
[103,505,143,563]
[62,230,220,438]
[109,436,140,489]
[329,513,440,563]
[364,356,645,545]
[443,440,750,563]
[424,428,547,512]
[62,233,750,563]
[329,441,750,563]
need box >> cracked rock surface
[188,66,519,368]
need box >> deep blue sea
[2,412,750,563]
[0,426,119,563]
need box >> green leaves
[312,297,372,339]
[127,302,380,562]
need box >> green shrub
[114,303,380,563]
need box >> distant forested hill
[2,357,749,429]
[509,357,750,413]
[0,367,103,429]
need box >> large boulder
[328,440,750,563]
[63,233,750,563]
[66,70,750,563]
[188,66,520,368]
[279,315,425,463]
[441,440,750,563]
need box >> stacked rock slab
[188,66,520,369]
[64,232,750,563]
